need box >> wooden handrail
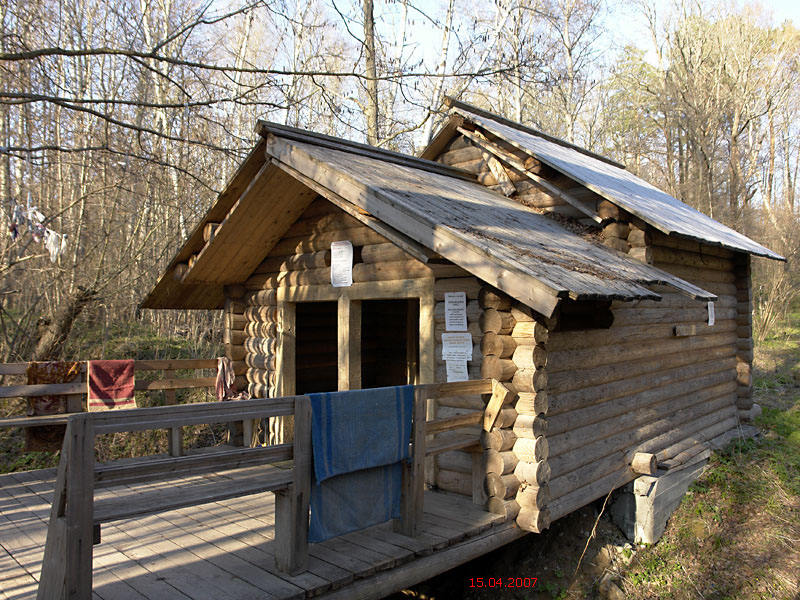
[0,358,218,376]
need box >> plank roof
[443,99,784,261]
[143,122,717,314]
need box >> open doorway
[295,301,338,394]
[361,299,419,388]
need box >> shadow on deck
[0,468,521,600]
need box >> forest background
[1,0,798,363]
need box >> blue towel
[308,386,414,542]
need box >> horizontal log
[494,407,518,429]
[612,305,735,328]
[480,309,515,334]
[655,416,735,465]
[653,262,736,284]
[436,468,472,496]
[481,428,516,451]
[360,242,414,263]
[487,497,521,519]
[478,288,513,310]
[434,300,481,324]
[480,356,517,381]
[244,337,276,355]
[436,451,473,474]
[549,393,735,480]
[229,314,247,329]
[480,333,517,358]
[516,484,551,510]
[433,277,481,301]
[258,250,331,273]
[246,368,275,385]
[173,263,189,280]
[512,345,547,369]
[651,246,734,271]
[487,473,520,499]
[244,289,277,307]
[512,414,548,438]
[511,321,548,343]
[513,436,549,462]
[225,344,246,361]
[439,144,484,165]
[651,234,734,258]
[435,322,481,339]
[486,450,518,475]
[224,299,246,314]
[549,466,632,522]
[245,354,276,370]
[353,259,433,283]
[547,363,736,436]
[244,306,278,323]
[637,405,737,456]
[269,225,387,256]
[516,507,551,532]
[248,383,275,398]
[284,211,362,238]
[548,339,736,397]
[244,322,277,338]
[514,460,551,486]
[515,391,548,416]
[547,326,736,374]
[548,378,737,459]
[511,368,548,392]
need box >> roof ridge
[257,120,476,182]
[444,97,626,170]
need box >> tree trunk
[32,287,98,361]
[363,0,379,146]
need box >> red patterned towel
[87,360,136,411]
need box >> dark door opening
[295,301,338,394]
[361,299,419,389]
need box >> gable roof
[433,99,784,261]
[143,121,716,316]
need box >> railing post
[38,414,94,599]
[164,372,183,456]
[396,388,426,537]
[274,395,310,574]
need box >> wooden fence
[34,379,493,599]
[0,359,225,456]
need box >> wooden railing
[0,359,225,455]
[34,379,493,600]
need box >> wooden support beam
[396,388,427,537]
[337,294,362,391]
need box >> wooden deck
[0,468,523,600]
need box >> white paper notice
[707,301,715,326]
[441,332,473,361]
[330,241,353,287]
[444,292,468,331]
[445,360,469,382]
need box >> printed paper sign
[330,241,353,287]
[441,332,473,361]
[707,301,715,326]
[445,360,469,382]
[444,292,468,331]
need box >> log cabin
[141,98,783,542]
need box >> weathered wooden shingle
[450,104,784,261]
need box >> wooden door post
[396,388,426,537]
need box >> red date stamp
[468,577,537,589]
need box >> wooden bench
[36,395,311,600]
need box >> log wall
[543,225,744,523]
